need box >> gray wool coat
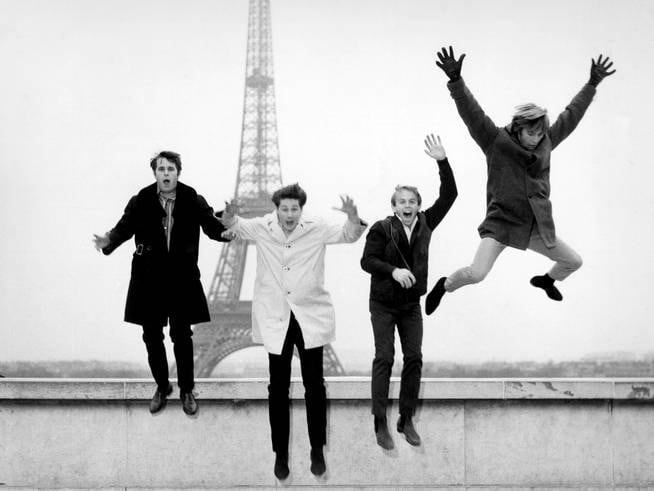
[447,78,596,249]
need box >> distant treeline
[0,361,150,378]
[1,358,653,378]
[353,359,654,378]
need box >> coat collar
[264,212,316,242]
[139,181,192,217]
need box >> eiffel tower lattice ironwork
[193,0,345,377]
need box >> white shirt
[396,214,417,241]
[229,212,367,354]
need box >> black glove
[435,45,466,82]
[588,54,616,87]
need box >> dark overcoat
[447,78,596,249]
[102,182,228,326]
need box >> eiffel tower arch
[193,0,345,377]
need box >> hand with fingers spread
[392,268,416,289]
[424,133,447,161]
[332,194,360,223]
[588,54,616,87]
[92,232,110,251]
[435,45,466,82]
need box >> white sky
[1,0,653,368]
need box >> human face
[392,189,421,227]
[276,198,303,234]
[153,157,179,194]
[518,127,544,151]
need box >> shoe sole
[397,427,421,446]
[182,405,198,416]
[149,399,167,414]
[375,435,394,450]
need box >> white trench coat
[229,212,367,354]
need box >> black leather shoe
[374,416,394,450]
[180,391,198,415]
[426,276,447,315]
[310,446,326,476]
[530,274,563,301]
[149,384,172,414]
[397,415,421,446]
[274,452,289,480]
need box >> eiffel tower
[193,0,345,377]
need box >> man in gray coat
[426,46,615,314]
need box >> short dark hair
[391,185,422,206]
[150,151,182,172]
[272,183,307,208]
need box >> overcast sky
[1,0,652,371]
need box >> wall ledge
[1,377,653,401]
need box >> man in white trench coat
[220,183,367,480]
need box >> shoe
[397,414,421,446]
[310,446,326,476]
[180,391,198,415]
[149,384,172,414]
[425,277,447,315]
[274,452,289,480]
[374,416,394,450]
[530,274,563,301]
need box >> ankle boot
[374,416,394,450]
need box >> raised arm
[436,46,498,151]
[422,134,457,229]
[549,54,615,149]
[95,195,138,255]
[324,195,368,244]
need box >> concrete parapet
[1,378,653,489]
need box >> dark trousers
[268,312,326,455]
[370,300,423,418]
[142,318,194,393]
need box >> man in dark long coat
[426,46,615,315]
[93,151,230,415]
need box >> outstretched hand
[588,54,616,86]
[92,233,110,251]
[435,45,465,82]
[332,194,359,223]
[424,133,447,161]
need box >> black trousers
[370,300,423,418]
[268,312,326,455]
[142,318,194,393]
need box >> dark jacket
[361,159,457,306]
[448,78,596,249]
[103,182,229,326]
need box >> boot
[374,416,394,450]
[530,274,563,301]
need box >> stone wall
[1,378,653,489]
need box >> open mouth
[402,211,413,219]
